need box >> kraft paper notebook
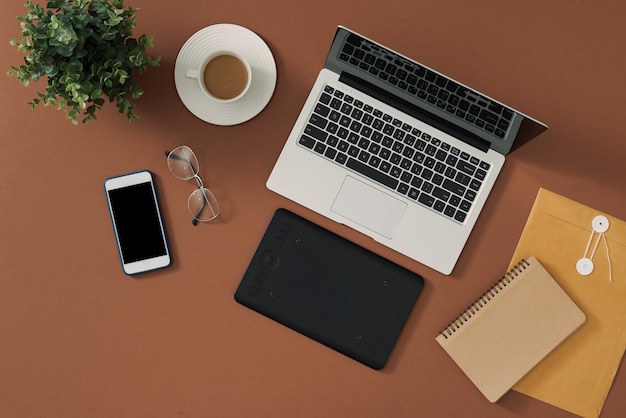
[436,256,586,403]
[508,188,626,418]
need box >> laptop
[234,209,424,370]
[267,26,547,275]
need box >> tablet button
[260,250,280,270]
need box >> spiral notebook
[435,256,586,403]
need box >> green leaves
[8,0,160,125]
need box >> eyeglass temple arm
[165,151,188,161]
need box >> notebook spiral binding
[439,259,530,339]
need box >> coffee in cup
[186,52,252,102]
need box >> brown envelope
[508,188,626,418]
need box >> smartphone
[104,170,171,275]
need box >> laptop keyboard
[338,33,514,141]
[298,85,491,224]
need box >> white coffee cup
[186,51,252,102]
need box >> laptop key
[457,160,476,175]
[433,186,451,202]
[460,200,471,212]
[455,211,467,223]
[443,178,466,197]
[299,135,316,149]
[469,179,482,191]
[350,120,363,133]
[305,124,327,141]
[346,33,362,46]
[480,109,499,125]
[309,114,327,129]
[418,193,435,207]
[358,150,370,162]
[400,171,412,183]
[314,142,326,154]
[315,103,330,117]
[456,172,471,186]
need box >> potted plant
[7,0,160,124]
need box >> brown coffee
[203,54,249,100]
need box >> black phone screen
[107,182,167,264]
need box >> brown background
[1,0,625,417]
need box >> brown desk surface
[1,1,625,416]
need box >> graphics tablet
[234,209,424,369]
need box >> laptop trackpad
[331,176,407,239]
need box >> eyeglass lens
[167,146,199,180]
[189,188,220,222]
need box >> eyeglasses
[165,145,220,225]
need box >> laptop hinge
[339,72,491,153]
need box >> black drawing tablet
[234,209,424,369]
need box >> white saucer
[174,24,277,126]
